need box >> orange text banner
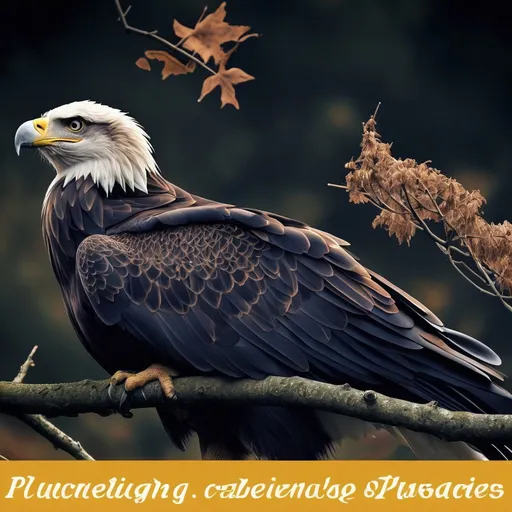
[0,461,511,511]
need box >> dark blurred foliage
[0,0,511,460]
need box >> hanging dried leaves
[340,114,512,309]
[127,1,257,109]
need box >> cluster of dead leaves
[136,3,257,109]
[344,117,512,292]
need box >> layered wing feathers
[76,206,507,420]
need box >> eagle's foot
[122,364,178,399]
[108,365,179,414]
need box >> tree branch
[6,347,95,461]
[1,376,512,445]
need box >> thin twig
[176,5,208,48]
[450,255,491,287]
[370,179,411,214]
[481,264,512,290]
[0,454,8,461]
[471,250,512,313]
[1,376,512,445]
[401,185,447,245]
[447,245,471,258]
[373,102,382,120]
[13,345,38,384]
[118,4,131,19]
[327,184,420,220]
[10,347,95,461]
[114,0,218,76]
[420,181,451,224]
[447,253,498,296]
[458,233,510,242]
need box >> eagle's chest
[41,177,177,374]
[43,216,157,374]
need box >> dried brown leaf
[372,210,417,245]
[135,57,151,72]
[173,2,257,64]
[198,59,254,109]
[144,50,196,79]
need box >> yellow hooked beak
[14,117,81,155]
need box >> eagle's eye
[68,118,84,132]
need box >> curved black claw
[118,389,133,418]
[107,379,134,418]
[108,381,117,402]
[108,381,154,418]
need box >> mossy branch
[1,376,512,446]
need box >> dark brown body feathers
[42,173,512,459]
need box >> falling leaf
[135,57,151,72]
[198,58,254,109]
[173,2,257,64]
[144,50,196,80]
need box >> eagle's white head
[14,100,159,194]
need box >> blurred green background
[1,0,511,460]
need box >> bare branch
[16,414,94,461]
[1,376,512,445]
[8,347,94,461]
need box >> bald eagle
[14,101,512,460]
